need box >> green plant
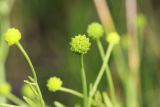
[0,18,121,107]
[0,0,149,106]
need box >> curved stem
[16,43,37,82]
[16,42,45,107]
[6,93,26,106]
[60,87,83,98]
[80,54,88,107]
[97,40,116,106]
[88,44,113,107]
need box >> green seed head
[4,28,21,46]
[70,35,91,54]
[21,84,34,98]
[106,32,120,45]
[87,22,104,40]
[46,77,63,92]
[0,82,11,95]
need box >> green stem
[60,87,83,98]
[88,44,113,107]
[96,40,116,106]
[96,40,105,58]
[6,93,26,106]
[0,11,10,104]
[102,92,113,107]
[105,66,116,107]
[80,54,88,107]
[0,62,7,102]
[16,42,45,107]
[16,43,37,81]
[60,87,103,106]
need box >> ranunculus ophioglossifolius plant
[2,22,120,107]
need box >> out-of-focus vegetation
[0,0,160,107]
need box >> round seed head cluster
[22,84,34,98]
[0,82,11,95]
[46,77,63,92]
[87,22,104,39]
[70,35,91,54]
[106,32,120,45]
[4,28,21,46]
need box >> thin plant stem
[102,92,113,107]
[16,43,37,81]
[16,42,45,107]
[80,54,88,107]
[94,0,128,85]
[60,87,103,106]
[88,44,113,107]
[60,87,83,98]
[0,10,10,104]
[6,93,26,106]
[96,40,116,106]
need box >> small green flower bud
[46,77,63,92]
[87,22,104,39]
[21,84,34,98]
[0,82,11,95]
[4,28,21,46]
[70,35,91,54]
[106,32,120,45]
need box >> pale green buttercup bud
[70,35,91,54]
[4,28,22,46]
[0,82,11,95]
[46,77,63,92]
[87,22,104,39]
[106,32,120,45]
[21,84,34,98]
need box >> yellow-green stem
[96,40,116,106]
[102,92,113,107]
[16,42,45,107]
[0,62,7,102]
[88,44,113,107]
[60,87,83,98]
[80,54,88,107]
[6,93,26,106]
[16,43,37,81]
[0,10,10,103]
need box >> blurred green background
[1,0,160,106]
